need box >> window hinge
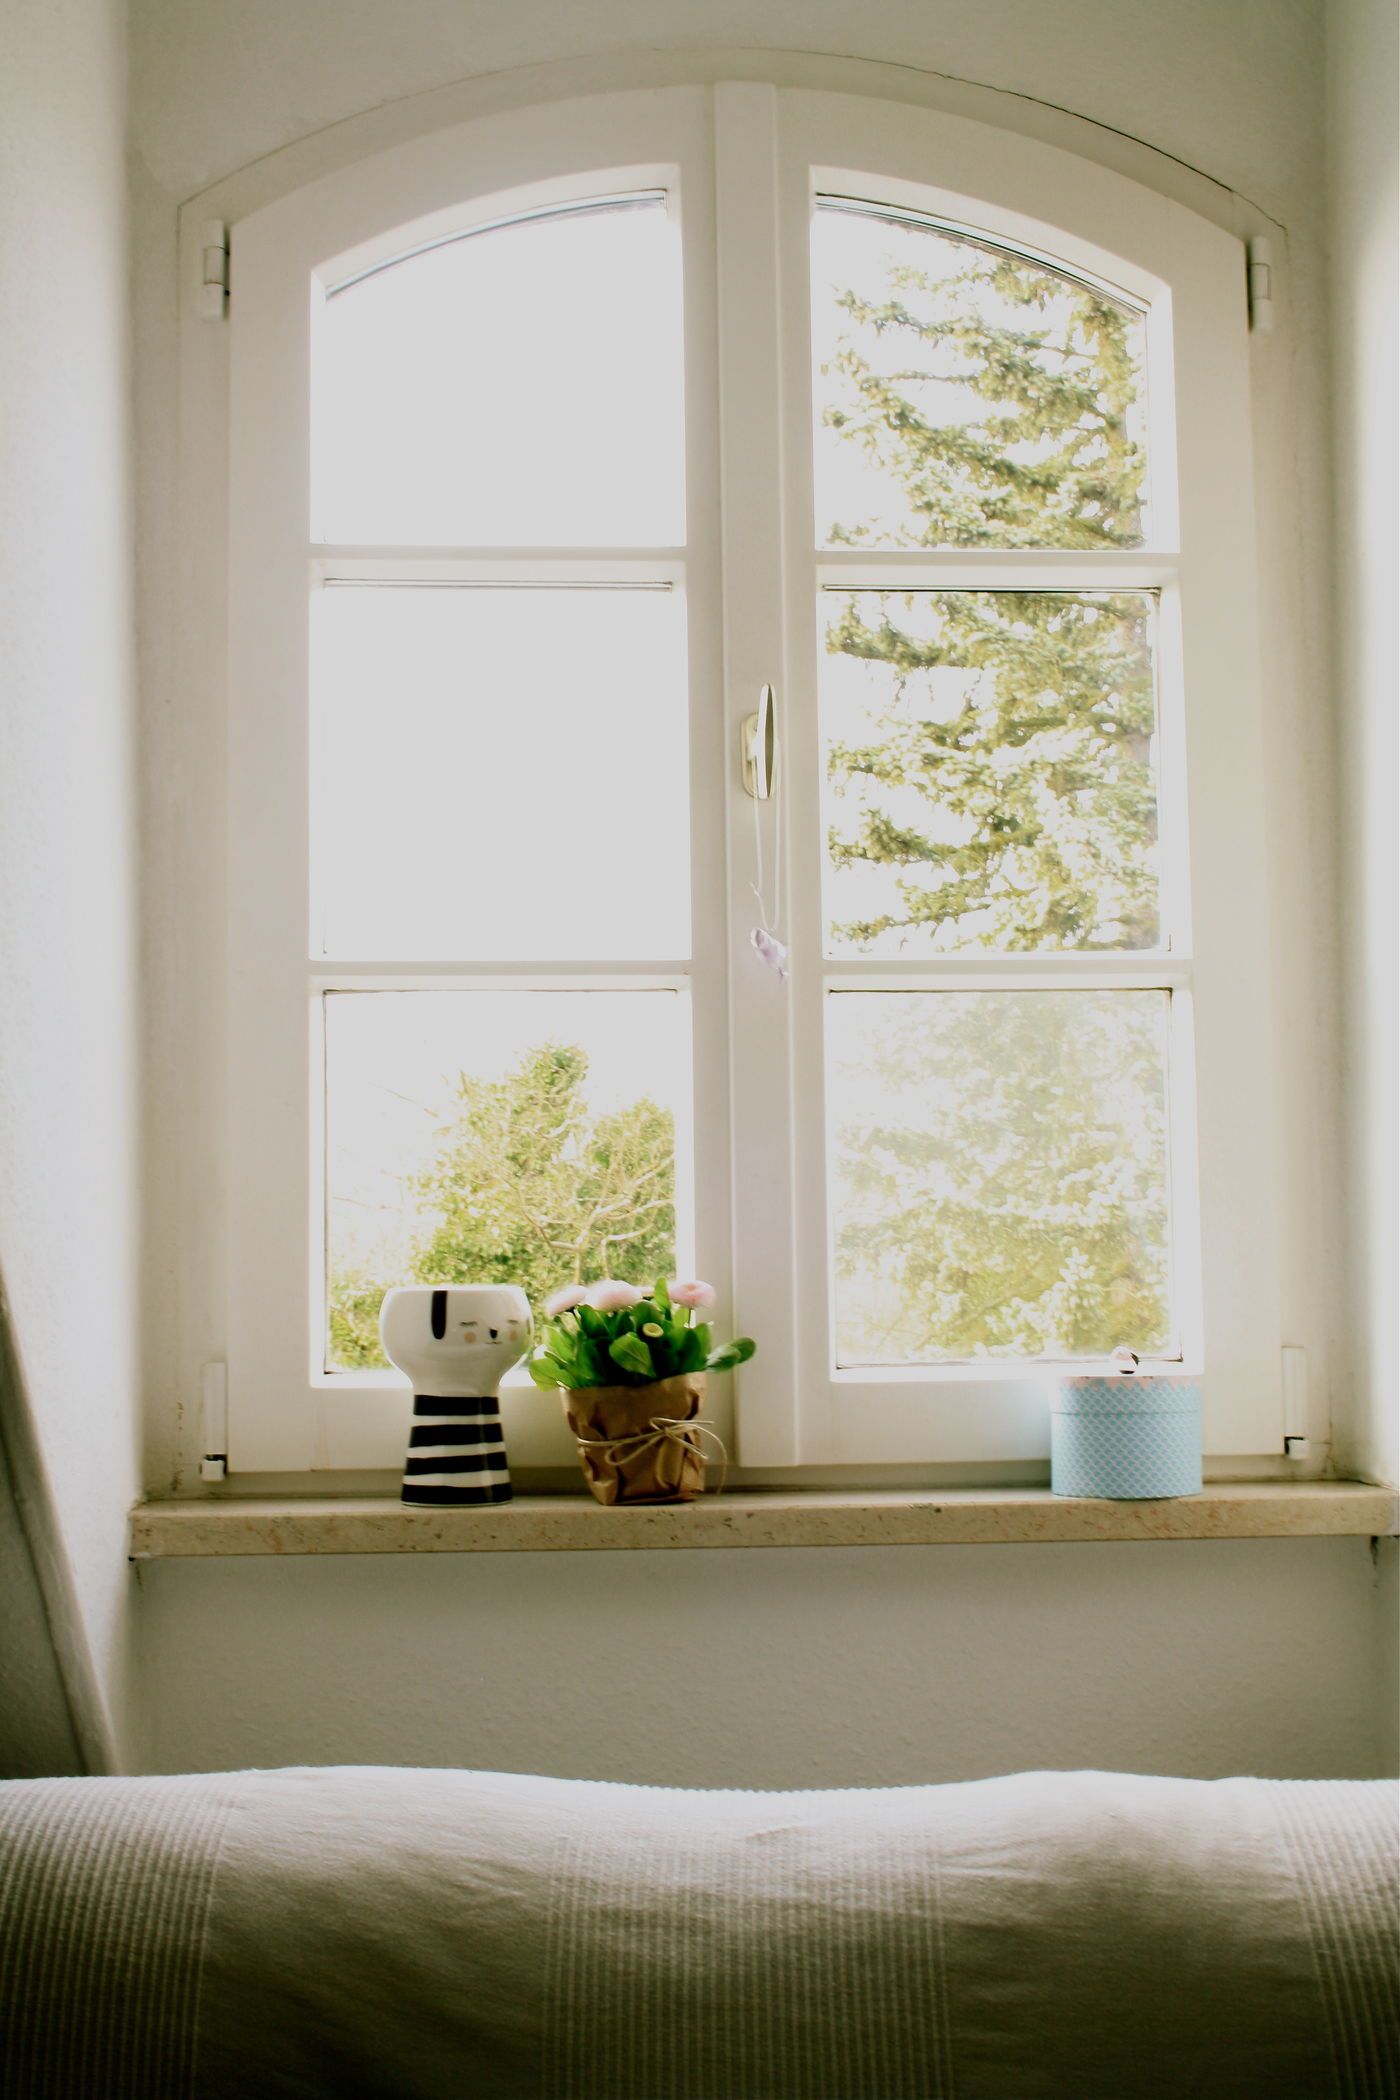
[200,219,230,320]
[199,1361,228,1481]
[1247,236,1274,335]
[1281,1343,1309,1460]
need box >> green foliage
[527,1283,756,1392]
[823,234,1169,1361]
[703,1338,757,1374]
[833,994,1169,1362]
[822,240,1156,955]
[826,588,1157,952]
[824,242,1146,552]
[609,1331,656,1378]
[327,1042,675,1370]
[327,1268,394,1370]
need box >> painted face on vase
[379,1284,531,1398]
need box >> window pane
[821,589,1160,956]
[312,583,690,959]
[324,989,690,1371]
[827,990,1172,1365]
[314,199,685,546]
[812,201,1149,549]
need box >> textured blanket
[1,1767,1395,2098]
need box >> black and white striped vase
[379,1285,530,1507]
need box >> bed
[1,1765,1395,2097]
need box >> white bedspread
[1,1766,1395,2097]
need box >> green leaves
[673,1325,706,1376]
[823,243,1146,553]
[819,233,1158,964]
[525,1319,598,1391]
[824,586,1158,957]
[704,1336,756,1374]
[830,991,1169,1362]
[607,1333,655,1378]
[817,229,1168,1362]
[527,1285,757,1391]
[326,1038,676,1372]
[526,1351,581,1391]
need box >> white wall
[130,0,1322,220]
[0,1428,83,1776]
[127,0,1396,1782]
[1326,0,1399,1492]
[139,1539,1397,1781]
[0,0,141,1769]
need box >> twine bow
[572,1415,729,1497]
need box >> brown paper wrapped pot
[562,1372,708,1505]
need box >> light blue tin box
[1052,1370,1202,1500]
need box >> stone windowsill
[128,1481,1398,1559]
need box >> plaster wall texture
[1326,0,1399,1491]
[0,0,141,1769]
[131,0,1322,221]
[138,1538,1398,1783]
[125,0,1387,1781]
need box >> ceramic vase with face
[380,1285,531,1507]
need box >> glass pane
[312,583,690,959]
[821,590,1160,956]
[812,201,1149,549]
[828,990,1172,1365]
[314,199,685,546]
[324,989,690,1371]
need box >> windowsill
[129,1480,1398,1559]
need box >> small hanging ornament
[751,926,790,978]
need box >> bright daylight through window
[223,85,1280,1470]
[320,197,1172,1376]
[810,203,1171,1370]
[312,196,693,1374]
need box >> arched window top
[313,188,685,546]
[323,189,666,298]
[220,80,1282,1475]
[811,196,1152,551]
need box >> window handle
[741,683,777,799]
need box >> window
[223,83,1283,1473]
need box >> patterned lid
[1054,1375,1202,1417]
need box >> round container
[1051,1375,1202,1500]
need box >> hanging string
[750,764,789,980]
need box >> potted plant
[527,1279,755,1505]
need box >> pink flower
[543,1284,590,1318]
[586,1280,645,1313]
[669,1280,717,1310]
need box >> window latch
[741,683,776,799]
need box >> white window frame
[226,90,732,1473]
[221,80,1283,1476]
[742,88,1279,1465]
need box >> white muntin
[380,1284,530,1507]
